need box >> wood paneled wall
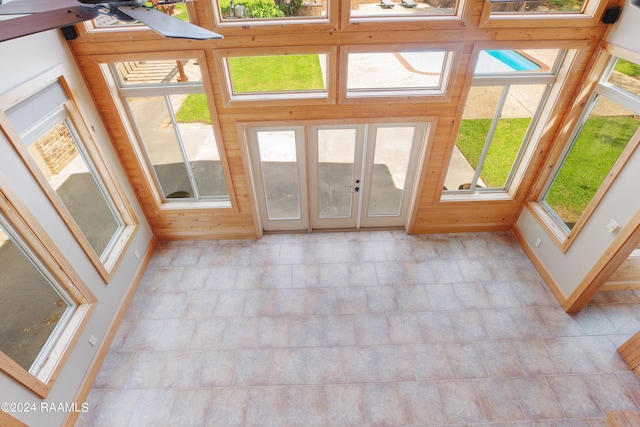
[67,0,618,239]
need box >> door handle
[352,179,361,193]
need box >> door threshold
[263,226,406,235]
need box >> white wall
[515,3,640,299]
[0,30,154,426]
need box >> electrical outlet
[89,335,97,347]
[535,238,542,248]
[607,220,621,234]
[134,250,140,259]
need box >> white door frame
[243,120,430,232]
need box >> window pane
[482,85,547,187]
[490,0,584,14]
[317,129,357,218]
[444,86,501,190]
[543,96,639,229]
[368,127,414,216]
[171,94,229,199]
[347,51,447,94]
[257,131,301,220]
[27,121,121,258]
[606,58,640,100]
[227,54,327,94]
[95,3,193,28]
[445,84,546,191]
[127,96,195,199]
[351,0,455,17]
[475,49,560,75]
[112,59,202,86]
[0,225,73,372]
[218,0,327,21]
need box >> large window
[0,188,94,397]
[1,74,137,282]
[540,55,640,236]
[443,49,563,195]
[108,58,233,207]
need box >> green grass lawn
[175,94,211,124]
[544,115,638,226]
[227,55,324,93]
[456,115,638,226]
[455,118,531,188]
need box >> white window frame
[535,53,640,250]
[214,47,337,107]
[340,44,462,103]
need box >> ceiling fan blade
[0,0,79,15]
[0,6,99,42]
[117,6,223,40]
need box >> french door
[246,122,427,231]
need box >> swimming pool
[476,50,542,73]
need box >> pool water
[476,50,542,73]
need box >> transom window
[222,53,330,100]
[349,0,458,19]
[216,0,328,22]
[343,47,458,100]
[488,0,586,15]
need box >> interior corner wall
[515,1,640,302]
[0,30,154,426]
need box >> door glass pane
[28,120,120,258]
[368,127,414,216]
[317,129,357,218]
[0,224,73,372]
[257,130,301,220]
[127,96,194,198]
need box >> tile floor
[77,231,640,426]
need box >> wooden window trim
[0,67,139,283]
[0,174,96,398]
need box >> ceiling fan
[0,0,223,43]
